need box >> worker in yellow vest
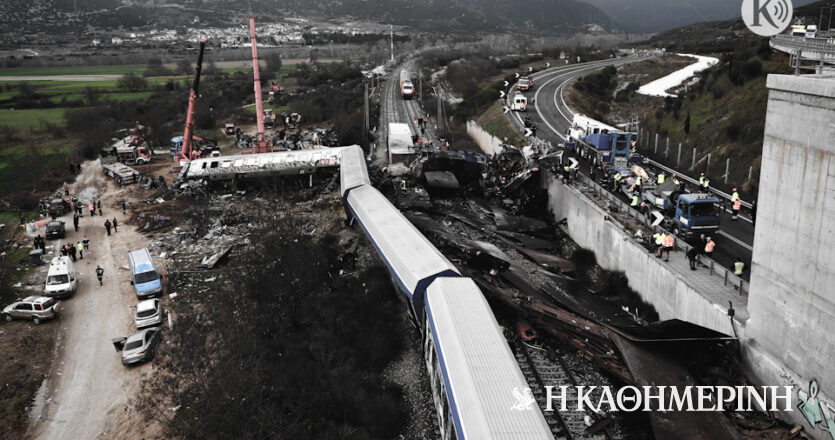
[652,231,663,253]
[631,194,640,207]
[731,188,741,221]
[733,257,745,276]
[656,172,665,184]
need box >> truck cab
[669,193,721,237]
[517,76,533,91]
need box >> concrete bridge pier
[744,74,835,440]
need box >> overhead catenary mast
[390,25,394,62]
[177,38,207,163]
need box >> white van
[44,256,77,299]
[129,248,162,298]
[511,92,527,111]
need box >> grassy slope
[474,100,525,147]
[644,53,791,193]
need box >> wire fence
[635,129,759,209]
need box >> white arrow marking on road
[525,128,533,137]
[503,106,510,114]
[504,80,509,87]
[546,62,550,68]
[651,211,664,227]
[500,90,506,98]
[515,73,520,79]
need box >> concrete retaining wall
[547,177,739,337]
[466,120,504,157]
[743,74,835,440]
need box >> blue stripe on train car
[426,295,465,440]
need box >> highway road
[507,56,755,281]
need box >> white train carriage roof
[184,147,344,179]
[571,113,618,134]
[339,145,370,197]
[426,278,553,440]
[345,185,459,308]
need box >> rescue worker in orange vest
[658,232,675,261]
[705,237,716,259]
[656,232,666,258]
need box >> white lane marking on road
[718,230,753,251]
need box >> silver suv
[134,299,163,329]
[3,296,60,324]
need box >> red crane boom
[250,17,270,154]
[178,38,207,162]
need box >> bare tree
[118,73,147,93]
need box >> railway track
[513,340,619,440]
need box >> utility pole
[419,74,423,102]
[363,82,369,150]
[390,25,394,62]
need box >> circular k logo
[742,0,794,36]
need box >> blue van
[128,249,162,298]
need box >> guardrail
[771,35,835,56]
[572,172,749,296]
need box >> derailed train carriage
[340,146,553,439]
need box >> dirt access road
[27,161,163,440]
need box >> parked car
[45,220,66,240]
[134,299,163,329]
[115,328,162,366]
[3,296,60,324]
[48,198,71,217]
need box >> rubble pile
[235,123,339,151]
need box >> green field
[0,108,69,129]
[0,65,148,77]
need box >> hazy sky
[581,0,823,33]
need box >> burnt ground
[0,307,58,440]
[116,175,436,440]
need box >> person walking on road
[73,213,79,232]
[104,219,112,236]
[63,182,69,196]
[97,200,102,216]
[60,245,68,257]
[96,265,104,286]
[112,217,118,233]
[121,199,127,214]
[89,202,96,217]
[68,244,77,262]
[76,241,84,260]
[83,235,90,253]
[751,200,757,226]
[731,188,741,221]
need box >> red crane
[177,38,207,162]
[250,17,271,154]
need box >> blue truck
[567,114,641,168]
[639,180,721,237]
